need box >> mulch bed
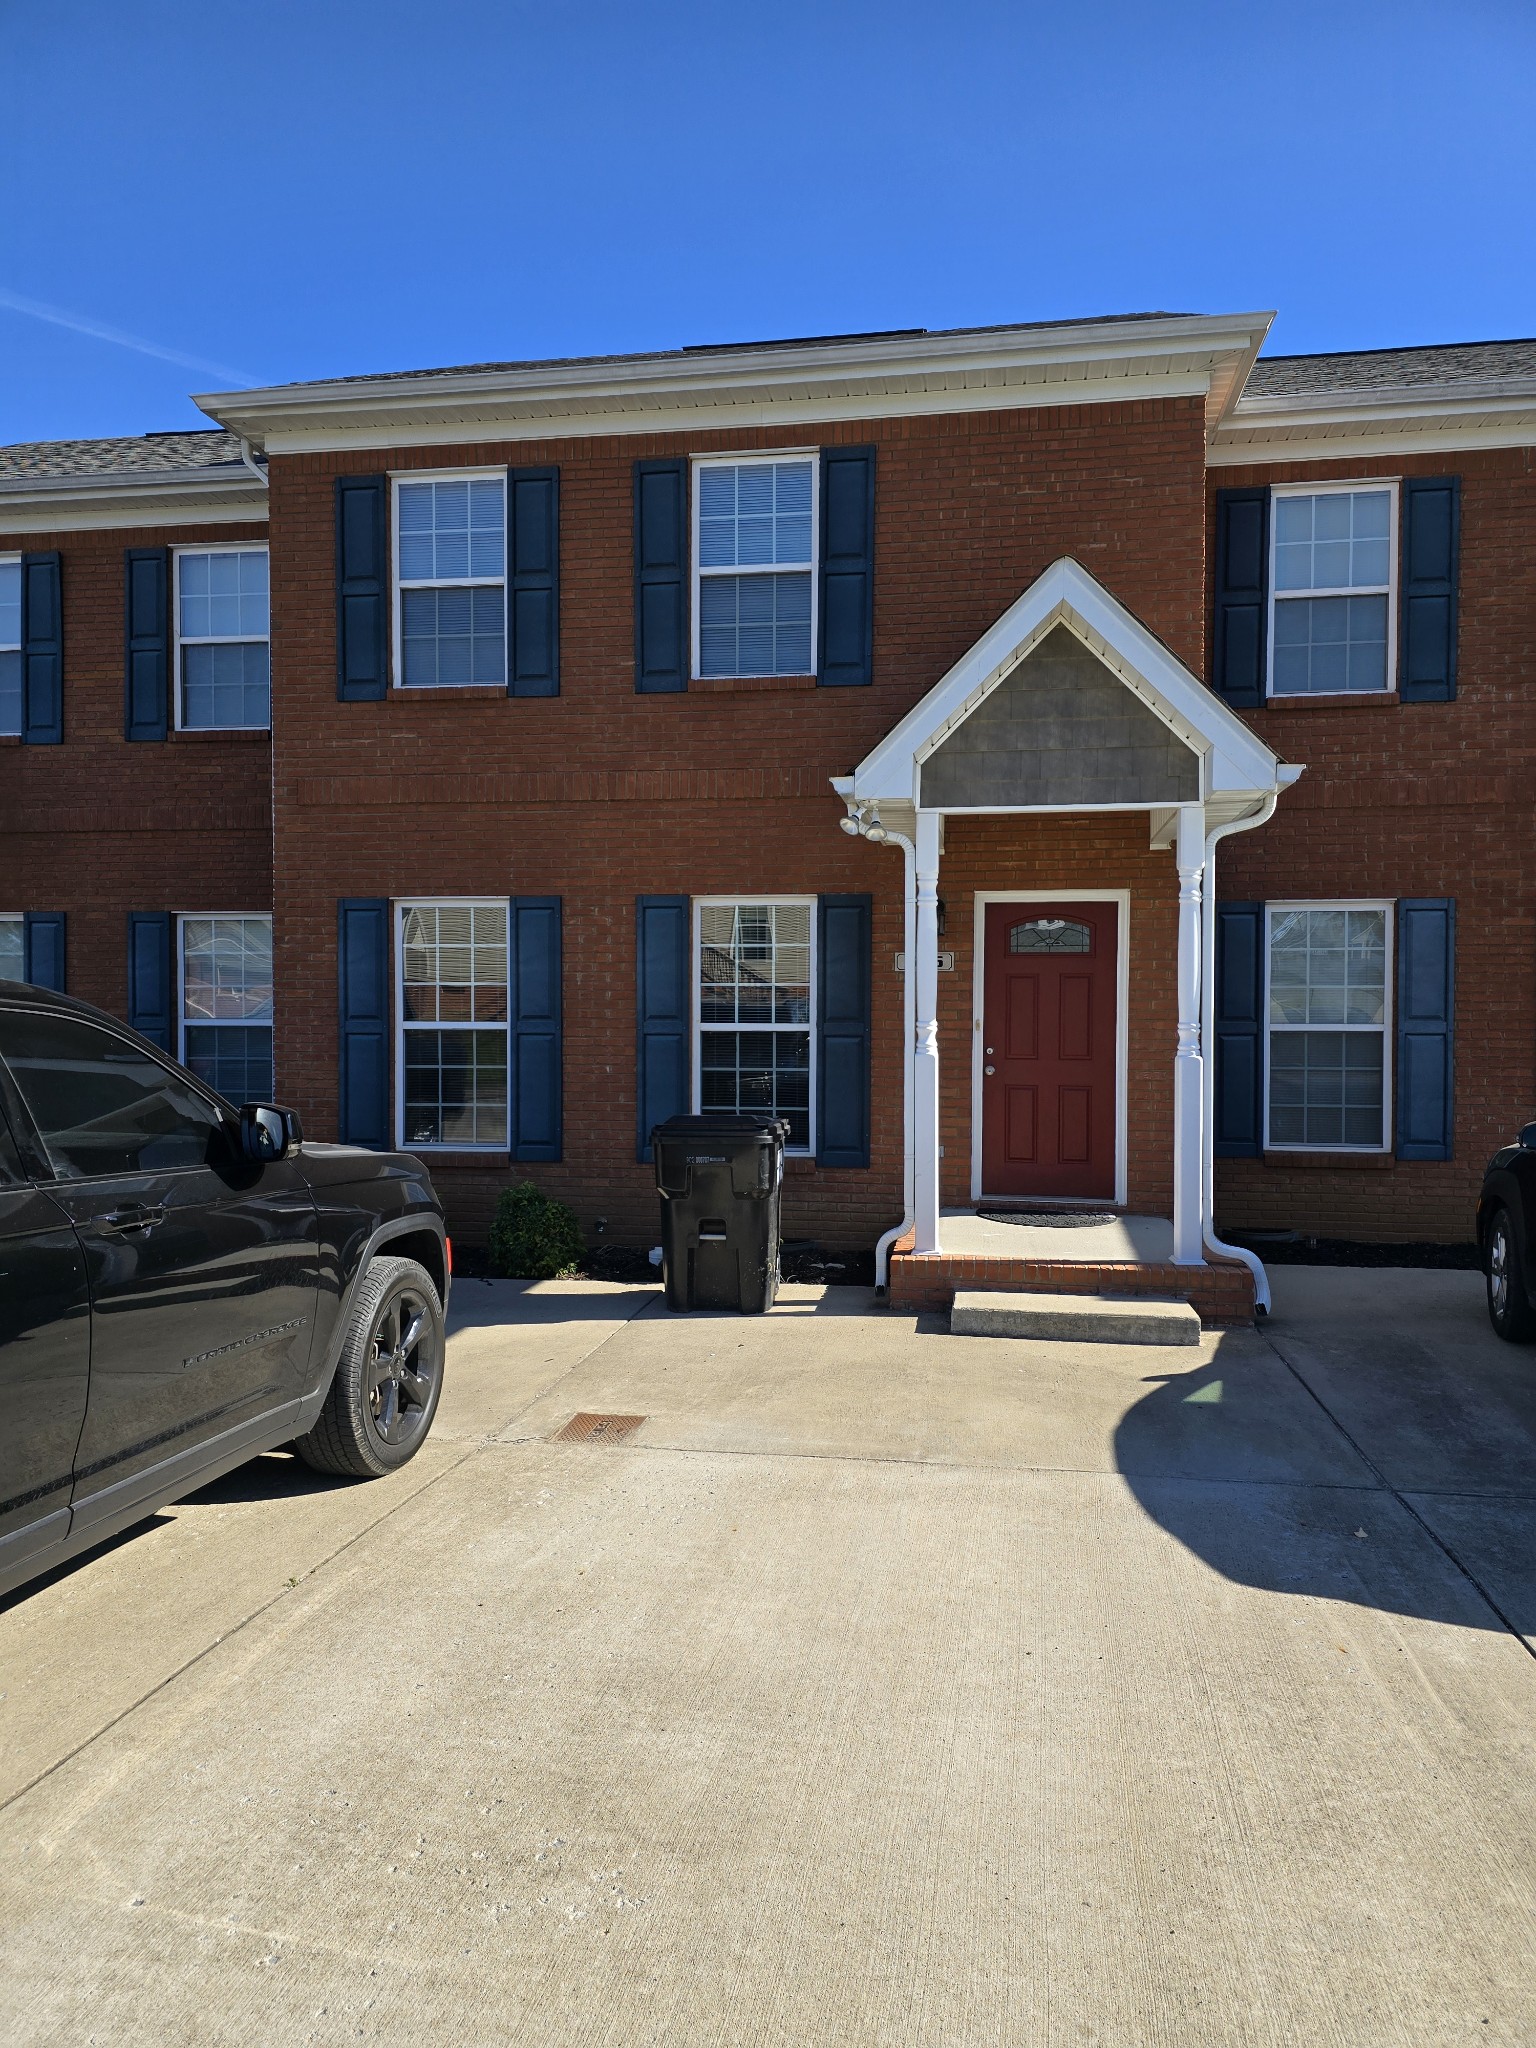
[1224,1234,1481,1270]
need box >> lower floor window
[399,901,509,1147]
[0,915,21,981]
[1266,903,1389,1149]
[180,914,274,1101]
[696,899,813,1149]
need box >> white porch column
[1172,806,1206,1265]
[913,809,943,1254]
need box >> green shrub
[488,1181,586,1280]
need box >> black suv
[0,980,449,1599]
[1477,1123,1536,1342]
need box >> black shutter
[816,894,872,1166]
[1400,477,1460,702]
[818,446,875,688]
[338,898,390,1147]
[1396,899,1454,1160]
[1213,902,1264,1156]
[124,546,170,741]
[1212,489,1268,708]
[22,551,62,745]
[335,476,388,700]
[508,467,559,697]
[22,912,65,992]
[510,897,562,1159]
[127,912,173,1050]
[636,895,689,1159]
[634,459,687,693]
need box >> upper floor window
[0,555,20,737]
[1269,484,1396,696]
[693,457,816,679]
[1266,903,1390,1150]
[179,914,273,1102]
[696,898,814,1149]
[398,900,509,1146]
[176,546,270,730]
[394,474,506,688]
[0,914,21,981]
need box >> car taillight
[445,1235,453,1275]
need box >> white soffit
[850,557,1285,806]
[1210,378,1536,463]
[195,313,1275,454]
[0,470,267,536]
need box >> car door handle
[100,1205,165,1234]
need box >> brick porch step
[886,1236,1255,1325]
[951,1289,1201,1346]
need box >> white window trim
[691,894,817,1155]
[393,897,511,1152]
[390,468,508,693]
[175,912,275,1090]
[0,551,23,740]
[1266,479,1399,700]
[1263,899,1394,1154]
[171,542,271,733]
[690,451,819,683]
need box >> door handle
[984,1066,995,1076]
[100,1205,165,1233]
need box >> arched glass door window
[1008,917,1092,955]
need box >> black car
[1476,1124,1536,1341]
[0,980,449,1599]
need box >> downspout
[836,792,915,1292]
[1201,792,1279,1314]
[237,435,268,487]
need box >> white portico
[834,558,1301,1308]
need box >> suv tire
[1485,1206,1536,1343]
[295,1255,446,1476]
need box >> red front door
[981,900,1118,1200]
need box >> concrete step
[950,1289,1201,1347]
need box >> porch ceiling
[845,557,1291,812]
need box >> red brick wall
[267,397,1208,1245]
[0,519,271,1019]
[1209,445,1536,1241]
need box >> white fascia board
[195,313,1274,453]
[850,557,1283,806]
[1209,408,1536,464]
[0,470,267,536]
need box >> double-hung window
[1266,903,1391,1150]
[179,915,274,1102]
[1270,483,1396,695]
[395,474,507,688]
[175,546,271,729]
[694,457,816,679]
[0,914,21,980]
[398,901,509,1147]
[696,899,814,1150]
[0,554,21,736]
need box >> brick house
[3,314,1532,1315]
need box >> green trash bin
[651,1112,787,1313]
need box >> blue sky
[3,0,1533,444]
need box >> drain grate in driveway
[553,1412,647,1445]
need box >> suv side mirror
[240,1103,303,1163]
[1520,1123,1536,1152]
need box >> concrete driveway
[1,1269,1533,2045]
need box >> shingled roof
[0,429,251,483]
[1246,339,1536,397]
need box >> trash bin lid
[651,1112,789,1150]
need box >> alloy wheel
[366,1289,439,1447]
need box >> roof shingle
[0,429,249,483]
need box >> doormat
[977,1210,1118,1228]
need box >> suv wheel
[295,1256,446,1476]
[1485,1208,1536,1343]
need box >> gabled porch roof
[844,557,1296,816]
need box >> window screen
[696,461,814,679]
[181,915,274,1103]
[697,901,812,1148]
[399,902,509,1146]
[397,478,507,687]
[1271,490,1392,695]
[1267,905,1388,1148]
[177,548,270,729]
